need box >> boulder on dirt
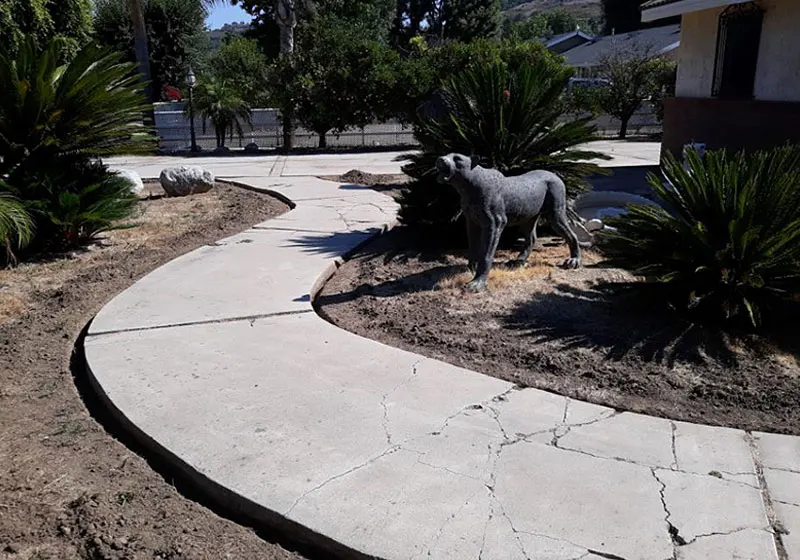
[244,142,259,154]
[115,169,145,196]
[159,166,215,197]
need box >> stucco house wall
[674,0,800,101]
[754,0,800,101]
[674,7,722,97]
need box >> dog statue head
[435,153,481,185]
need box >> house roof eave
[641,0,751,21]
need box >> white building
[642,0,800,154]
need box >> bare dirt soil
[317,227,800,435]
[318,169,409,198]
[0,182,308,560]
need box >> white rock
[159,166,215,197]
[115,169,145,196]
[586,218,604,232]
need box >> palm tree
[129,0,152,101]
[186,78,252,149]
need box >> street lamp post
[187,68,199,153]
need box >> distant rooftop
[562,23,681,67]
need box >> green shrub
[398,42,607,234]
[600,145,800,328]
[0,38,151,256]
[26,162,139,249]
[0,38,152,183]
[0,189,34,262]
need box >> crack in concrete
[380,358,424,445]
[476,508,492,560]
[284,446,400,516]
[490,493,532,560]
[540,438,761,493]
[681,526,765,545]
[585,549,630,560]
[766,465,800,476]
[669,421,679,470]
[775,499,800,508]
[473,401,630,560]
[745,432,790,560]
[418,486,484,559]
[651,468,683,560]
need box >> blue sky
[207,3,251,29]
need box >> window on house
[712,2,764,99]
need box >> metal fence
[153,102,662,151]
[154,104,416,151]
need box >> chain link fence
[154,104,416,151]
[153,103,662,151]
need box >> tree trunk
[276,0,296,153]
[618,115,630,139]
[318,131,327,148]
[282,110,294,152]
[129,0,152,102]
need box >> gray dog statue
[436,153,582,292]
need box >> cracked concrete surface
[86,157,799,559]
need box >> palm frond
[600,144,800,328]
[399,47,608,234]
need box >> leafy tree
[208,37,270,106]
[268,18,401,148]
[0,0,92,58]
[392,0,501,48]
[502,9,587,41]
[235,0,394,58]
[600,146,800,328]
[94,0,209,100]
[187,78,252,148]
[442,0,501,42]
[586,47,676,139]
[502,15,549,42]
[0,39,151,253]
[399,41,607,234]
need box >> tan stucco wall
[675,0,800,101]
[675,7,722,98]
[754,0,800,101]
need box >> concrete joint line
[745,432,790,560]
[86,309,313,338]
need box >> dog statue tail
[567,206,593,249]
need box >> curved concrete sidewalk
[86,158,799,560]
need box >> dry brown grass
[0,187,229,325]
[434,242,629,294]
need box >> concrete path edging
[84,157,800,560]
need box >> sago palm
[600,145,800,328]
[0,190,34,264]
[186,77,252,149]
[0,38,153,183]
[399,54,607,232]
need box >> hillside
[503,0,603,22]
